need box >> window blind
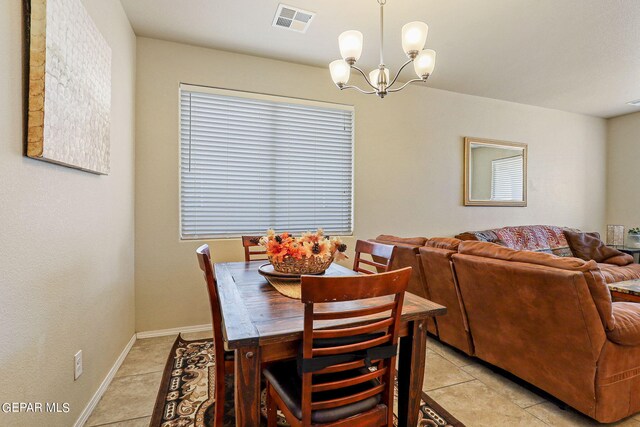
[491,155,524,201]
[180,85,354,239]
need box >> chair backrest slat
[358,259,390,269]
[310,384,386,411]
[311,367,388,393]
[241,235,268,262]
[312,334,392,357]
[312,301,396,320]
[299,267,411,426]
[312,317,394,339]
[312,359,367,375]
[352,240,395,274]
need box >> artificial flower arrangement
[260,228,347,274]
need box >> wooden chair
[242,235,268,262]
[352,240,395,274]
[263,267,412,427]
[196,244,235,427]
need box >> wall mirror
[464,137,527,207]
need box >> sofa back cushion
[458,241,597,271]
[425,237,461,251]
[374,234,427,247]
[458,240,615,331]
[456,225,573,257]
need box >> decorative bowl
[627,234,640,249]
[269,253,335,275]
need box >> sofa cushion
[564,230,634,266]
[598,263,640,284]
[457,225,573,257]
[608,302,640,346]
[374,234,427,247]
[426,237,461,251]
[459,241,598,272]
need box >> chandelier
[329,0,436,99]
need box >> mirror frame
[464,137,528,207]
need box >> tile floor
[87,332,640,426]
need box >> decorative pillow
[564,230,633,266]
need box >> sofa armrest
[370,237,426,298]
[608,302,640,346]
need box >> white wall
[0,1,136,425]
[606,111,640,235]
[134,37,607,332]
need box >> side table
[608,279,640,303]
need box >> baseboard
[136,323,212,339]
[74,333,137,427]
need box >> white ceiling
[120,0,640,118]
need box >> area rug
[151,335,464,427]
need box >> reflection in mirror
[464,138,527,206]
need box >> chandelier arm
[340,84,377,95]
[350,65,378,90]
[386,59,414,90]
[386,77,427,93]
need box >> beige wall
[135,37,607,332]
[0,1,136,426]
[606,112,640,237]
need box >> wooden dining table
[214,260,447,427]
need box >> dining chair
[263,267,412,427]
[242,235,268,262]
[353,240,395,274]
[195,244,235,427]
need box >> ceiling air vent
[272,4,315,33]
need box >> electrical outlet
[74,350,83,380]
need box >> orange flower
[261,229,346,262]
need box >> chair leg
[266,382,278,427]
[213,363,229,427]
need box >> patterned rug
[151,335,464,427]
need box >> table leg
[234,345,261,427]
[397,319,427,427]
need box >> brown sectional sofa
[375,225,640,423]
[455,241,640,422]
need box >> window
[179,84,354,239]
[491,155,524,201]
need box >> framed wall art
[26,0,112,174]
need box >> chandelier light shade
[401,21,429,56]
[338,30,364,64]
[329,0,437,99]
[414,49,436,78]
[369,68,390,86]
[329,60,351,85]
